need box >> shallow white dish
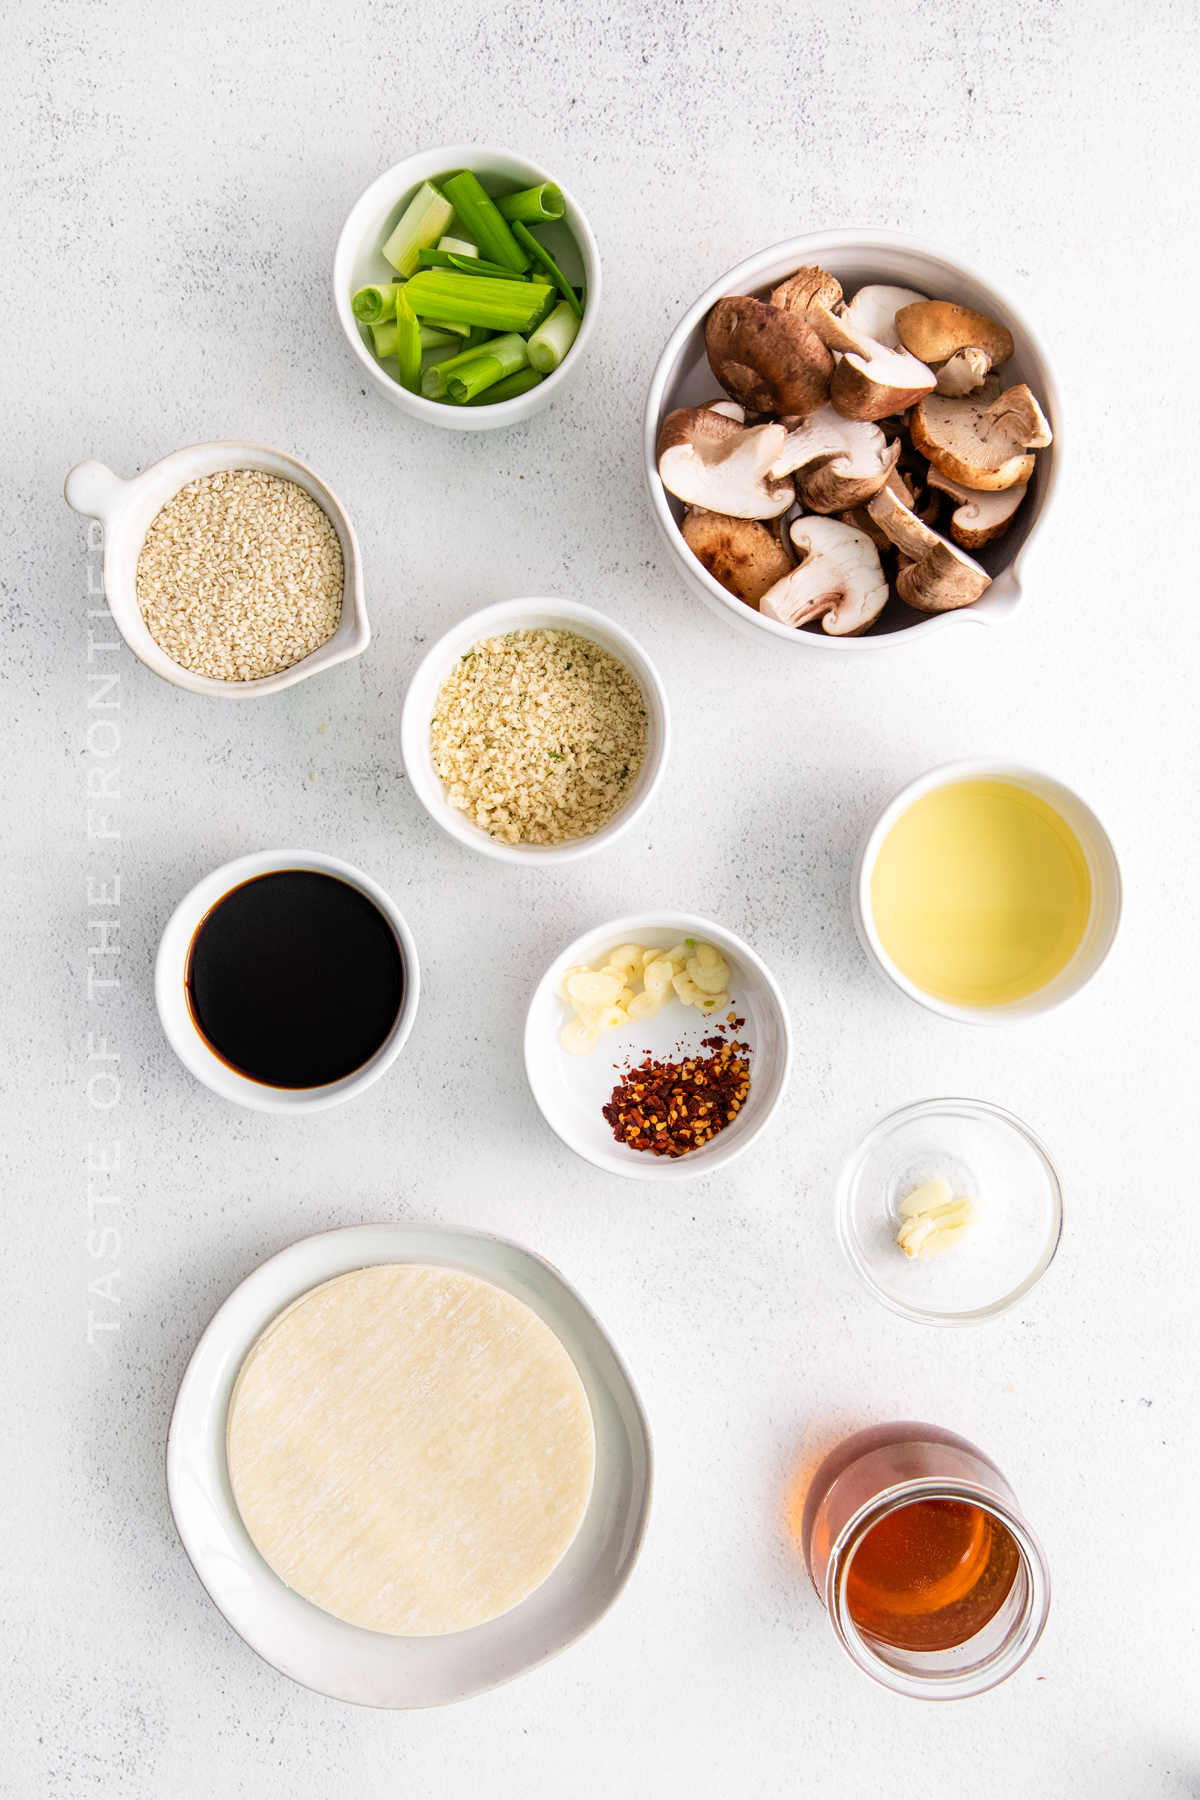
[400,598,670,866]
[851,758,1122,1023]
[155,849,420,1113]
[64,441,369,696]
[643,229,1061,654]
[166,1222,653,1708]
[835,1097,1064,1325]
[334,145,600,431]
[525,911,792,1181]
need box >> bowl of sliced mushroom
[643,230,1059,653]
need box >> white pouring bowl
[64,441,369,697]
[155,849,420,1112]
[852,759,1122,1024]
[334,145,600,431]
[643,229,1061,654]
[400,598,670,866]
[524,911,792,1181]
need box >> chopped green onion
[526,300,581,373]
[462,325,496,351]
[446,338,528,403]
[420,334,527,399]
[510,222,584,319]
[417,248,520,280]
[441,171,530,274]
[446,334,530,403]
[381,181,455,278]
[423,315,472,338]
[464,366,544,406]
[352,282,404,323]
[525,284,559,335]
[421,340,464,373]
[419,323,460,349]
[438,235,478,256]
[495,183,565,224]
[404,271,553,333]
[369,318,400,358]
[395,291,421,393]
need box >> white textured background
[3,1,1199,1794]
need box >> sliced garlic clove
[554,963,589,1002]
[686,956,730,994]
[607,943,645,975]
[596,1004,630,1033]
[697,990,730,1013]
[926,1199,978,1230]
[898,1178,953,1219]
[616,985,636,1008]
[665,943,691,970]
[567,970,621,1008]
[693,943,722,973]
[627,990,661,1020]
[917,1225,969,1258]
[643,958,674,997]
[673,972,709,1005]
[559,1019,600,1056]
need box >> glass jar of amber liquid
[801,1423,1050,1699]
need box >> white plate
[524,911,793,1181]
[166,1223,653,1708]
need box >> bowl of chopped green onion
[334,147,599,429]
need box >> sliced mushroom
[767,404,901,513]
[910,378,1052,490]
[657,408,794,519]
[802,301,936,422]
[926,467,1027,547]
[866,483,991,612]
[837,505,893,556]
[706,398,746,422]
[770,265,845,316]
[681,510,794,608]
[705,295,834,416]
[842,285,929,347]
[895,301,1015,396]
[759,516,889,636]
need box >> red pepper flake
[602,1040,752,1157]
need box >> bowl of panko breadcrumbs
[400,598,671,864]
[64,441,368,696]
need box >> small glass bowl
[835,1098,1063,1326]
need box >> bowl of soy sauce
[155,851,420,1112]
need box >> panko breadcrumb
[431,629,648,845]
[135,469,343,682]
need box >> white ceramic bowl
[167,1221,653,1707]
[852,759,1122,1023]
[155,849,420,1112]
[524,911,792,1180]
[835,1098,1064,1325]
[64,442,369,696]
[334,145,600,431]
[643,229,1061,655]
[400,598,670,866]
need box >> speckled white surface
[4,1,1199,1794]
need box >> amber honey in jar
[799,1422,1050,1698]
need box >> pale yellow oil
[869,779,1092,1007]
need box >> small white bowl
[334,145,600,431]
[400,598,670,866]
[524,911,792,1181]
[155,849,420,1112]
[835,1097,1064,1325]
[64,442,369,697]
[852,759,1122,1023]
[643,229,1060,655]
[167,1221,653,1707]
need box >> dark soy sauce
[186,871,404,1088]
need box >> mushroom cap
[910,379,1050,489]
[657,408,794,519]
[926,467,1027,548]
[705,295,834,416]
[802,301,936,422]
[895,301,1015,368]
[758,515,889,636]
[866,482,991,612]
[768,404,901,513]
[681,510,793,608]
[842,285,929,349]
[770,265,845,316]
